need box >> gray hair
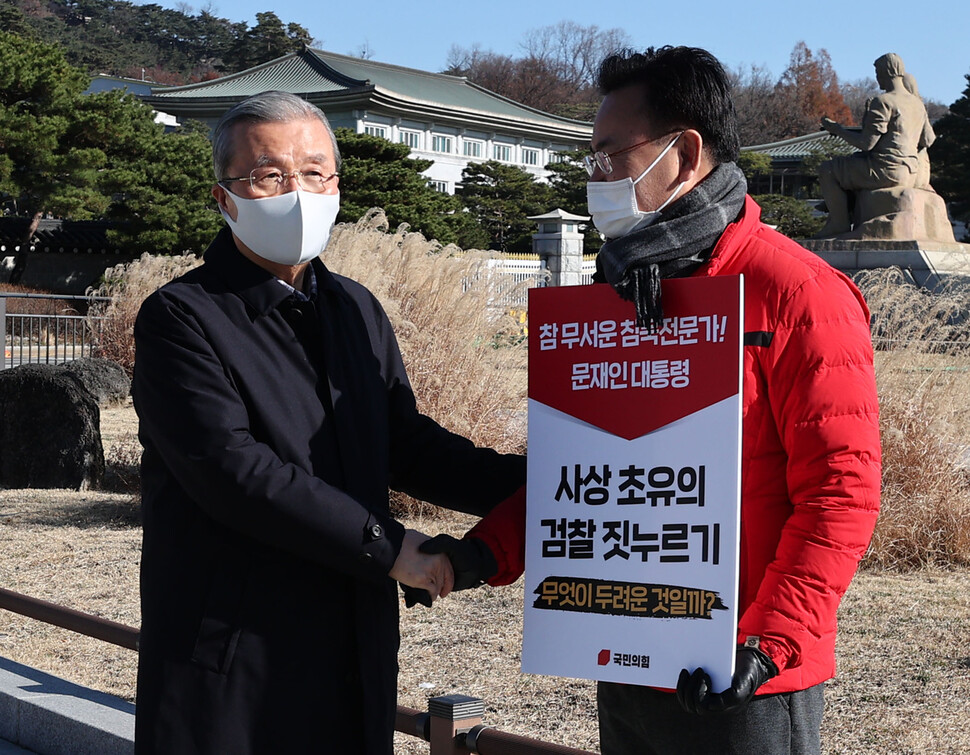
[211,90,342,179]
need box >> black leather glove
[676,646,778,715]
[401,584,432,609]
[418,534,498,591]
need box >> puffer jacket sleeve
[465,484,527,586]
[738,263,881,674]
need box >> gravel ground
[1,404,968,754]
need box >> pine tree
[457,161,554,253]
[0,30,103,281]
[929,72,970,227]
[335,129,477,246]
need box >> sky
[158,0,968,107]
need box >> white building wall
[352,111,578,195]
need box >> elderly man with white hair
[132,90,525,755]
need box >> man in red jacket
[422,46,881,755]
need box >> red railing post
[428,694,484,755]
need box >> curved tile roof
[305,49,588,127]
[151,52,361,98]
[149,47,590,132]
[0,218,120,254]
[743,130,858,159]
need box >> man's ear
[212,183,236,221]
[676,129,708,182]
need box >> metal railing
[0,586,596,754]
[469,256,598,309]
[1,293,109,370]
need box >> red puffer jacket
[469,195,881,695]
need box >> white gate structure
[482,254,597,309]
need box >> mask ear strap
[656,180,688,213]
[632,132,684,185]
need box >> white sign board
[522,277,744,691]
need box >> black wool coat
[132,228,525,754]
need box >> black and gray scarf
[594,162,747,331]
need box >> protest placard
[522,276,743,691]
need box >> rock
[60,358,130,406]
[0,364,104,490]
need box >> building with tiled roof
[144,46,593,194]
[0,218,133,294]
[742,130,858,197]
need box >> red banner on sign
[529,278,741,440]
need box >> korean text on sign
[532,576,727,619]
[539,315,728,351]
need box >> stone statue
[815,53,951,241]
[901,72,934,190]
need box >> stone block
[0,656,134,755]
[853,187,956,243]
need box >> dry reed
[858,267,970,569]
[79,231,970,567]
[326,210,527,515]
[87,253,202,373]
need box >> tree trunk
[8,210,41,285]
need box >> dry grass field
[1,404,968,754]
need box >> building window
[463,139,483,158]
[548,151,566,164]
[399,130,421,149]
[364,125,387,139]
[428,179,449,193]
[522,147,540,166]
[432,135,453,153]
[493,143,512,162]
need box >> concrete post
[528,208,590,287]
[428,694,484,755]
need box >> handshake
[400,534,498,608]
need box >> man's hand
[676,646,778,715]
[418,535,498,591]
[389,529,455,601]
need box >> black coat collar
[202,225,344,315]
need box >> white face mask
[221,189,340,266]
[586,132,686,240]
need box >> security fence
[475,255,598,309]
[1,293,109,370]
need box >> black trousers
[598,680,825,755]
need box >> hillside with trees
[2,0,952,142]
[0,0,312,84]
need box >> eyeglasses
[220,168,339,197]
[583,132,682,177]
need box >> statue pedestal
[801,239,970,291]
[851,188,956,244]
